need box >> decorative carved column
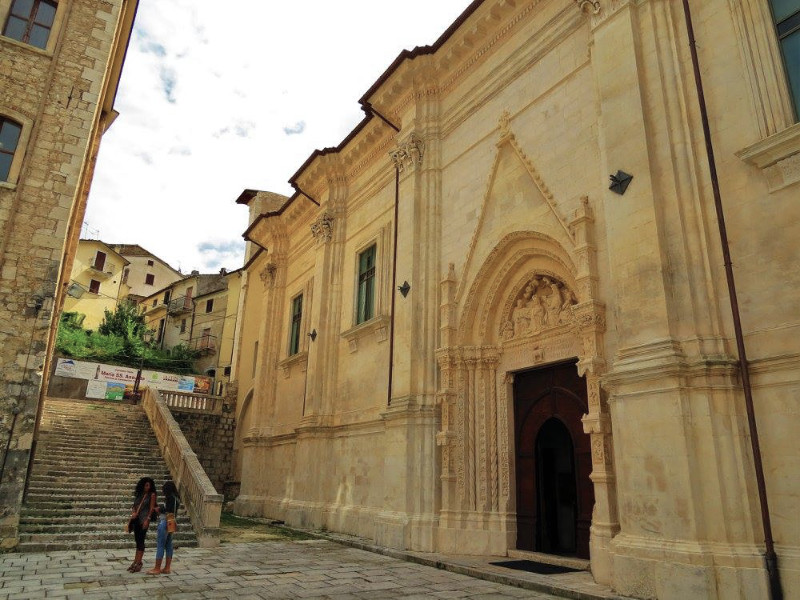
[249,257,286,439]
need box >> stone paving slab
[311,531,631,600]
[0,540,565,599]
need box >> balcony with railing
[189,334,216,355]
[85,260,114,279]
[168,296,193,315]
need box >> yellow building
[62,239,129,329]
[233,1,800,598]
[0,0,139,548]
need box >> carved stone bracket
[259,263,277,287]
[310,212,334,245]
[389,134,425,172]
[575,0,601,14]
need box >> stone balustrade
[161,390,223,415]
[141,387,222,547]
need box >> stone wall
[0,0,137,549]
[171,407,236,500]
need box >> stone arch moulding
[435,113,618,582]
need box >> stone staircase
[18,398,197,552]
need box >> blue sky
[84,1,470,273]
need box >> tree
[56,303,198,373]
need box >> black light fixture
[398,281,411,297]
[609,170,633,195]
[308,329,317,342]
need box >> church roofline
[286,0,487,191]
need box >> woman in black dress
[128,477,157,573]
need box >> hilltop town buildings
[62,239,129,329]
[0,0,139,548]
[141,269,241,393]
[232,1,800,598]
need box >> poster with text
[86,379,107,399]
[193,375,212,394]
[178,376,195,392]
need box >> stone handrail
[161,390,222,415]
[141,387,222,547]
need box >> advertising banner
[54,358,216,400]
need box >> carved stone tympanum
[501,275,577,340]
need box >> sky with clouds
[84,0,470,273]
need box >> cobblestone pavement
[0,539,564,599]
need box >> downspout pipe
[362,105,401,407]
[387,164,400,407]
[681,2,782,598]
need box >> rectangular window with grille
[356,244,376,324]
[289,294,303,356]
[770,0,800,118]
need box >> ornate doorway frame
[436,208,618,582]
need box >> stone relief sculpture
[500,275,577,340]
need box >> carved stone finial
[310,212,334,245]
[499,111,511,137]
[576,0,601,14]
[389,134,425,172]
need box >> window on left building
[2,0,57,50]
[88,279,100,294]
[0,117,22,182]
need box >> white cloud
[86,1,471,273]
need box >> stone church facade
[0,0,138,548]
[234,1,800,598]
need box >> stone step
[27,472,171,484]
[19,513,193,524]
[19,520,194,534]
[23,500,151,511]
[34,441,160,452]
[24,488,169,499]
[29,466,171,477]
[17,538,198,553]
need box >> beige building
[230,190,288,481]
[109,243,182,303]
[233,1,800,598]
[0,0,138,548]
[62,239,129,329]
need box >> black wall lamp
[308,329,317,342]
[398,281,411,298]
[609,170,633,195]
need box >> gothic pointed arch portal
[435,113,618,582]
